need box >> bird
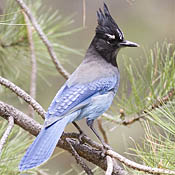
[19,3,139,171]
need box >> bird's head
[91,3,139,66]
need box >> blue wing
[45,76,119,126]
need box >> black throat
[90,37,118,68]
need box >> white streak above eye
[105,33,115,39]
[117,29,123,40]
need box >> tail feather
[19,117,69,171]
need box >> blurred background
[0,0,175,174]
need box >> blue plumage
[19,3,138,171]
[47,76,118,118]
[19,115,74,170]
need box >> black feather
[103,3,110,17]
[96,3,124,41]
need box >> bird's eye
[106,39,115,45]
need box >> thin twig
[150,88,175,110]
[83,0,86,28]
[102,113,144,126]
[97,118,108,144]
[107,150,175,175]
[103,88,175,126]
[36,169,49,175]
[0,116,14,156]
[66,138,93,175]
[15,0,70,79]
[23,12,37,119]
[63,132,103,150]
[105,156,113,175]
[125,0,135,5]
[0,37,25,48]
[122,116,144,126]
[0,76,45,118]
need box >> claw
[78,132,86,144]
[102,142,112,150]
[100,142,112,157]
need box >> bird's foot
[103,142,112,150]
[78,132,87,144]
[72,122,86,144]
[100,142,112,157]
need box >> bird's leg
[72,121,86,144]
[86,119,111,151]
[73,122,83,134]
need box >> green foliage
[0,0,28,83]
[102,41,175,174]
[0,0,83,174]
[0,0,83,89]
[119,42,175,112]
[108,42,175,120]
[0,118,35,175]
[128,105,175,174]
[116,42,175,174]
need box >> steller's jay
[19,3,139,171]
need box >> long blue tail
[19,117,69,171]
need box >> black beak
[119,40,139,47]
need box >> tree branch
[23,12,37,119]
[1,100,174,174]
[0,116,14,156]
[0,101,126,175]
[82,0,86,28]
[15,0,70,79]
[0,37,25,48]
[102,113,144,126]
[103,88,175,127]
[107,150,175,175]
[105,156,113,175]
[0,76,45,119]
[0,101,41,136]
[149,88,175,110]
[1,75,174,174]
[66,138,93,175]
[97,118,108,144]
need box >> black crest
[96,3,124,41]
